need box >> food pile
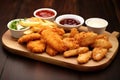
[17,17,112,64]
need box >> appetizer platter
[2,17,119,71]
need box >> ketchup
[35,10,55,18]
[60,18,80,25]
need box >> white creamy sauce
[87,18,108,28]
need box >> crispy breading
[77,51,92,64]
[18,33,41,44]
[69,28,79,37]
[63,38,79,50]
[41,29,68,52]
[27,39,46,53]
[46,45,58,56]
[91,39,112,49]
[92,48,108,61]
[63,47,89,58]
[74,32,98,46]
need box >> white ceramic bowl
[7,19,30,38]
[85,18,108,34]
[55,14,84,31]
[33,8,57,21]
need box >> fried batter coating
[69,28,79,37]
[46,45,58,56]
[18,33,41,44]
[92,48,108,61]
[27,39,46,53]
[77,51,92,64]
[63,47,89,58]
[63,49,78,58]
[96,34,109,40]
[41,29,68,52]
[74,32,98,46]
[63,38,79,50]
[51,27,65,36]
[91,39,112,49]
[77,47,89,54]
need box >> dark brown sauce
[60,18,80,26]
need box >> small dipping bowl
[85,18,108,34]
[33,8,57,21]
[7,19,30,38]
[55,14,84,31]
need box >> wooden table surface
[0,0,120,80]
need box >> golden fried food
[18,33,41,44]
[91,39,112,49]
[63,47,89,58]
[96,34,109,40]
[77,51,92,64]
[46,45,58,56]
[69,28,79,37]
[63,38,79,50]
[41,28,68,52]
[74,32,98,46]
[27,39,46,53]
[63,49,78,57]
[92,48,108,61]
[51,27,65,36]
[77,47,89,54]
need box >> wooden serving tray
[2,27,119,71]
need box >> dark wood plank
[0,0,120,80]
[0,0,22,76]
[112,0,120,23]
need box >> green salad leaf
[10,21,19,30]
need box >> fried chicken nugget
[63,47,89,58]
[18,33,41,44]
[92,48,108,61]
[74,32,98,46]
[51,27,65,36]
[77,51,92,64]
[69,28,79,37]
[63,38,79,50]
[96,34,109,40]
[46,45,58,56]
[91,39,112,49]
[41,29,68,52]
[27,39,46,53]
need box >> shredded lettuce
[10,21,19,30]
[10,19,26,30]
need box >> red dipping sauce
[35,10,55,18]
[60,18,80,25]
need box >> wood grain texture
[2,27,119,71]
[0,0,120,80]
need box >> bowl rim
[33,8,57,19]
[7,19,30,31]
[85,18,108,28]
[55,14,84,27]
